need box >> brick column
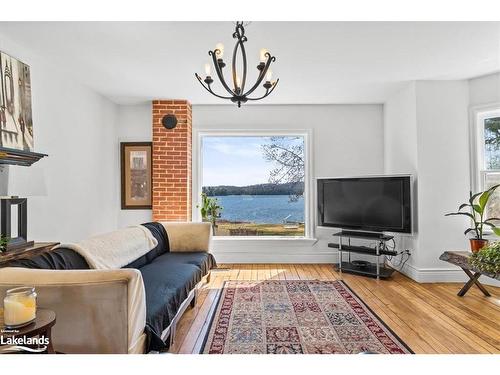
[152,100,192,221]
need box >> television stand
[329,230,395,279]
[335,230,394,241]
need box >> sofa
[0,222,216,354]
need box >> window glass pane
[484,172,500,219]
[201,136,305,236]
[484,117,500,169]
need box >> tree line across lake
[202,182,304,196]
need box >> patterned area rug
[201,280,412,354]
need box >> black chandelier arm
[246,79,280,101]
[231,23,248,93]
[194,74,234,100]
[240,40,248,93]
[242,53,276,97]
[231,42,238,93]
[231,37,248,93]
[209,50,237,96]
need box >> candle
[215,43,224,58]
[266,70,273,82]
[204,63,211,77]
[259,48,269,63]
[3,286,37,328]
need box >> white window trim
[469,103,500,193]
[192,129,315,240]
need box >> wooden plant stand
[440,251,498,297]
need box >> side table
[0,242,60,266]
[0,308,57,354]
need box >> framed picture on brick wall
[121,142,152,209]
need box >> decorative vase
[469,239,488,253]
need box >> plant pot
[469,239,489,253]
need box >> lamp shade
[1,164,47,197]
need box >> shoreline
[217,219,305,225]
[214,221,305,236]
[207,194,305,197]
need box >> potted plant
[198,193,223,235]
[470,242,500,276]
[445,184,500,252]
[0,234,8,253]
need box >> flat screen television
[317,176,412,233]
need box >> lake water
[213,195,304,224]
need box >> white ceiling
[0,21,499,105]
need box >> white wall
[0,34,119,243]
[193,104,384,262]
[384,83,418,175]
[469,73,500,107]
[116,104,153,227]
[414,81,471,273]
[383,83,419,268]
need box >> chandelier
[195,22,279,107]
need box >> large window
[198,133,309,237]
[472,107,500,218]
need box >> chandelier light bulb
[266,70,273,82]
[260,48,268,63]
[204,63,211,76]
[236,75,241,89]
[215,43,224,58]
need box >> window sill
[212,236,318,246]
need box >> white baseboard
[397,262,500,287]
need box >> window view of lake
[210,194,305,236]
[201,136,306,236]
[214,195,304,224]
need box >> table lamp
[0,164,47,251]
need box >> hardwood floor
[170,264,500,354]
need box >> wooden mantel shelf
[0,146,48,166]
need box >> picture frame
[120,142,153,209]
[0,50,34,152]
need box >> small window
[483,116,500,170]
[199,134,308,237]
[473,108,500,218]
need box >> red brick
[152,99,192,221]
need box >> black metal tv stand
[328,230,396,279]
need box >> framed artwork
[0,51,34,151]
[121,142,152,209]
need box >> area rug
[201,280,412,354]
